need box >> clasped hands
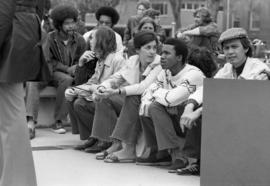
[92,86,118,102]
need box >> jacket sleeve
[45,34,69,72]
[87,54,126,86]
[153,70,204,107]
[188,85,203,106]
[0,0,15,50]
[124,65,162,95]
[100,66,126,89]
[73,36,86,64]
[199,22,219,36]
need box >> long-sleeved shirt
[139,64,205,116]
[45,31,86,73]
[181,22,220,54]
[85,51,125,86]
[101,55,162,95]
[189,57,270,105]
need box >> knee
[73,99,86,112]
[148,102,163,116]
[95,98,110,108]
[124,95,139,105]
[58,76,74,86]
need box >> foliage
[207,0,223,22]
[51,0,120,21]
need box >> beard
[61,28,75,38]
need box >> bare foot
[105,141,122,154]
[110,144,136,160]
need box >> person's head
[50,5,78,35]
[142,8,160,25]
[160,38,188,73]
[136,0,151,16]
[92,26,117,60]
[137,17,157,32]
[188,46,217,78]
[219,27,252,67]
[134,31,158,66]
[43,9,54,33]
[95,6,119,28]
[193,7,212,26]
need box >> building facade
[225,0,270,45]
[85,0,224,37]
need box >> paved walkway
[31,128,200,186]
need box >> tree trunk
[207,0,222,23]
[169,0,182,30]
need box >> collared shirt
[86,51,125,85]
[234,60,246,77]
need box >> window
[181,2,207,10]
[187,3,193,9]
[232,14,240,27]
[152,2,168,15]
[194,3,199,10]
[250,12,260,31]
[181,3,186,9]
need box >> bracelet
[118,88,122,95]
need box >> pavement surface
[31,128,200,186]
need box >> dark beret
[95,6,119,26]
[134,30,157,49]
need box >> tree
[168,0,182,30]
[207,0,223,22]
[51,0,120,21]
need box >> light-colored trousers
[0,83,36,186]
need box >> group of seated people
[24,1,270,176]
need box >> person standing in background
[0,0,51,185]
[123,0,151,46]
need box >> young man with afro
[25,4,86,135]
[83,6,124,53]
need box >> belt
[16,5,36,13]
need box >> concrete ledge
[40,86,57,98]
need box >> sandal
[104,153,136,163]
[96,150,109,160]
[177,163,200,175]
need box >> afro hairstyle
[95,6,119,26]
[50,4,78,31]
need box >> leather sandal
[104,154,136,163]
[96,150,109,160]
